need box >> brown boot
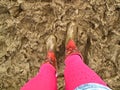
[45,35,57,69]
[65,22,83,60]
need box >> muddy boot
[45,35,57,69]
[65,22,83,59]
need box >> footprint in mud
[64,0,76,3]
[9,6,23,18]
[25,0,52,3]
[0,6,9,14]
[98,60,117,79]
[41,0,52,2]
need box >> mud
[0,0,120,90]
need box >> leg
[64,21,107,90]
[64,55,107,90]
[21,63,57,90]
[21,35,57,90]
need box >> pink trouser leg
[21,63,57,90]
[64,55,107,90]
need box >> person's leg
[64,22,107,90]
[21,63,57,90]
[21,35,57,90]
[64,54,107,90]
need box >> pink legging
[21,55,106,90]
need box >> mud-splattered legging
[21,55,110,90]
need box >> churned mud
[0,0,120,90]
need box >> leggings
[21,55,106,90]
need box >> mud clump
[0,0,120,90]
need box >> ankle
[45,51,56,68]
[65,39,84,60]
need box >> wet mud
[0,0,120,90]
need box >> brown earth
[0,0,120,90]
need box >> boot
[45,35,57,69]
[65,21,83,60]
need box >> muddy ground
[0,0,120,90]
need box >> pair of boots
[45,22,83,69]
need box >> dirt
[0,0,120,90]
